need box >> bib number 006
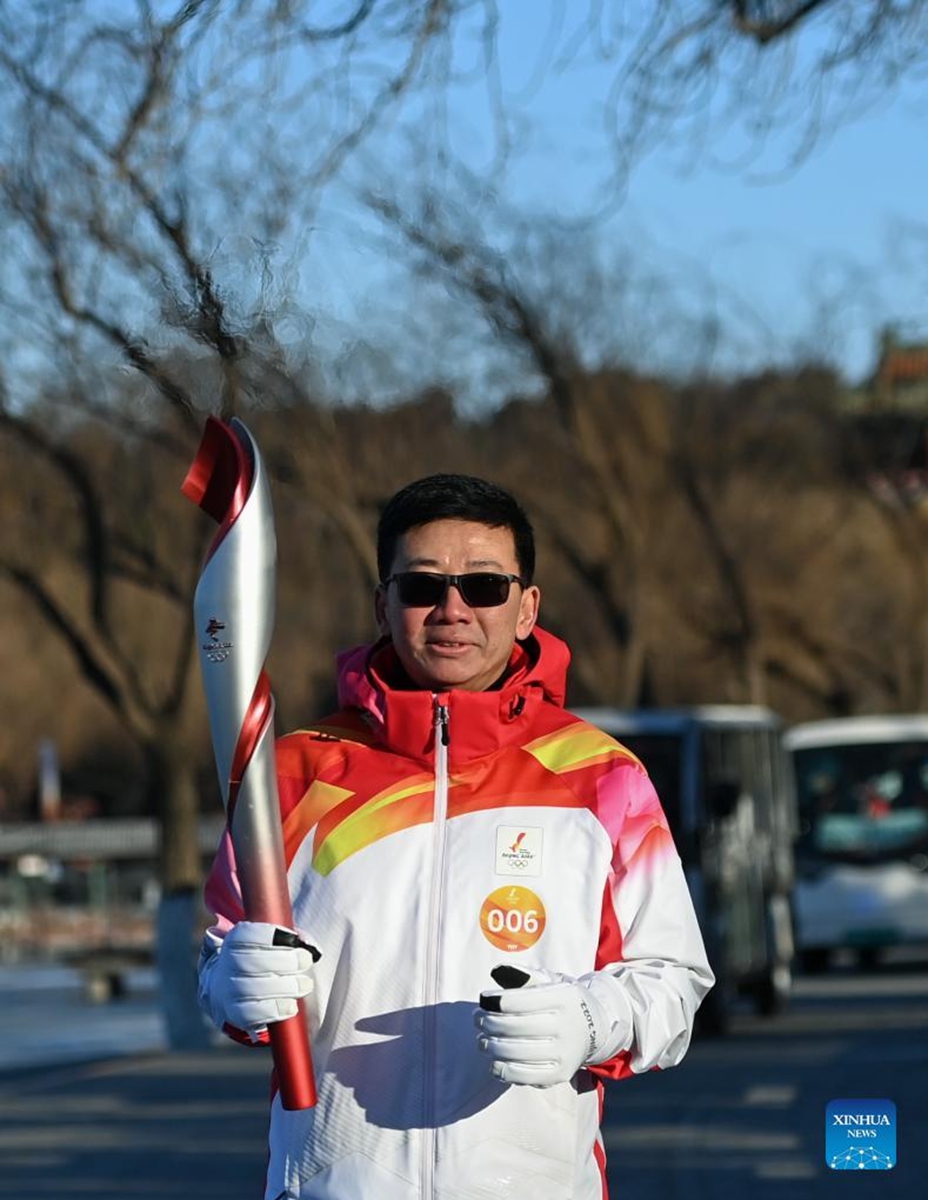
[479,885,546,952]
[485,907,539,935]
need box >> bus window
[751,729,776,842]
[794,741,928,861]
[701,729,742,820]
[785,718,928,970]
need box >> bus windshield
[794,740,928,862]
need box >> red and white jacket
[199,627,713,1200]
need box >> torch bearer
[183,415,316,1110]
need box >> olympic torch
[182,416,316,1110]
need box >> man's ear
[516,585,540,640]
[374,583,390,636]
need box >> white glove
[198,920,318,1042]
[474,964,627,1087]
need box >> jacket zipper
[422,698,450,1200]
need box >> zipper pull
[436,702,450,746]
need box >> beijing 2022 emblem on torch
[182,416,317,1110]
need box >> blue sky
[619,96,928,381]
[6,4,925,406]
[302,4,928,396]
[487,4,928,383]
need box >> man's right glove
[198,920,319,1042]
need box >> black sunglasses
[385,571,526,609]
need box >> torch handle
[271,1009,317,1109]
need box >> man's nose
[432,580,473,619]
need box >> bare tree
[364,186,928,714]
[366,190,682,702]
[2,0,927,1046]
[511,1,928,199]
[0,0,461,1047]
[839,412,928,710]
[0,376,212,1043]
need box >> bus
[575,706,798,1033]
[784,715,928,971]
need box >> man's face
[375,519,540,692]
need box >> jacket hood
[335,626,571,767]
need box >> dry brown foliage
[3,366,927,827]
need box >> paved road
[603,957,928,1199]
[0,1049,270,1199]
[0,963,269,1198]
[1,958,925,1198]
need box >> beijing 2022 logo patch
[495,826,543,876]
[825,1099,896,1170]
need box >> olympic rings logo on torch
[202,616,233,662]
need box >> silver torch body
[183,416,316,1109]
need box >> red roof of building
[878,347,928,387]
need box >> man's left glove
[474,964,629,1087]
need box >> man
[198,473,714,1200]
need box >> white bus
[784,715,928,971]
[576,706,798,1033]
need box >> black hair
[376,473,536,584]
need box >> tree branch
[0,41,240,372]
[0,405,113,635]
[731,0,834,45]
[299,0,377,41]
[0,562,130,724]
